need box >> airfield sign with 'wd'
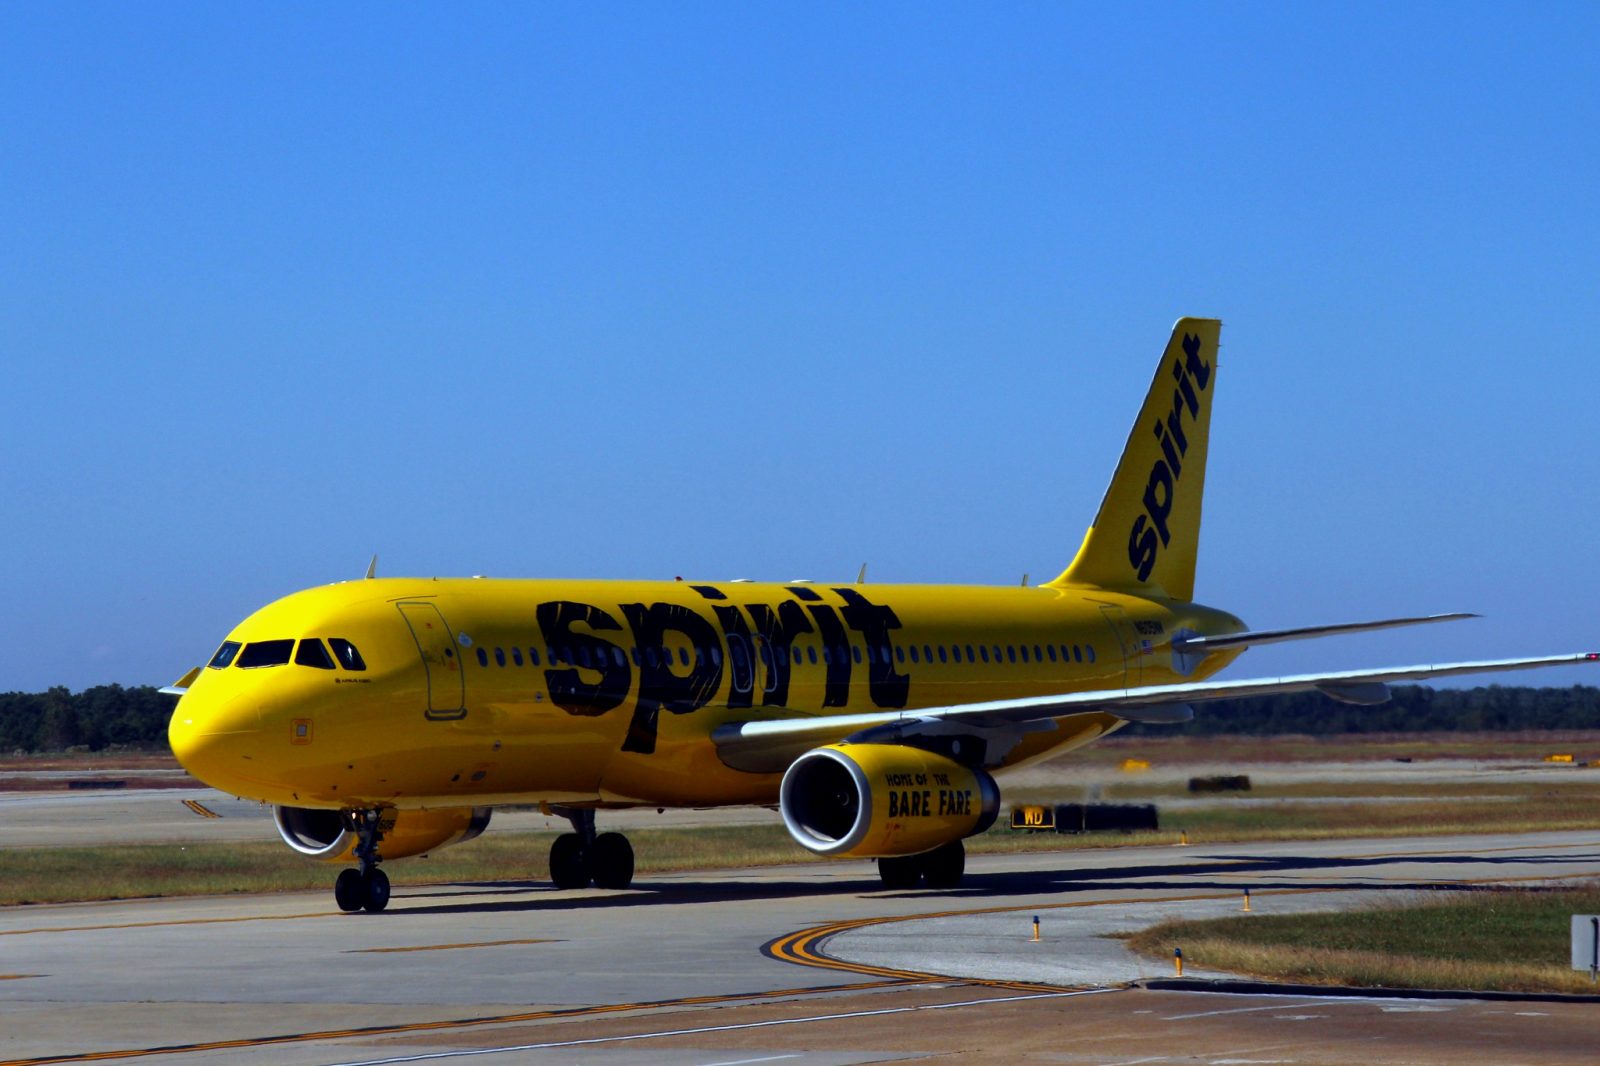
[1011,805,1055,830]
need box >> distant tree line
[1120,684,1600,737]
[1,683,1598,754]
[0,686,178,754]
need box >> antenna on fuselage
[1020,572,1029,587]
[365,555,378,580]
[856,563,867,584]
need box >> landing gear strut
[877,839,965,890]
[548,807,634,890]
[334,809,391,913]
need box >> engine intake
[273,805,492,863]
[780,743,999,858]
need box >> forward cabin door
[1097,604,1142,688]
[397,602,467,720]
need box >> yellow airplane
[166,318,1597,913]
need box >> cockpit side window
[208,641,242,669]
[328,638,367,671]
[294,639,336,670]
[236,639,294,668]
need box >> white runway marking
[1161,1001,1332,1021]
[322,988,1118,1065]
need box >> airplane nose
[168,695,259,784]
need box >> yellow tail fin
[1049,317,1221,601]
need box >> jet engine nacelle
[273,805,492,863]
[779,743,1000,858]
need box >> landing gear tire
[331,808,392,914]
[334,868,364,912]
[590,832,634,889]
[877,854,922,890]
[362,868,391,913]
[549,832,590,889]
[922,840,965,889]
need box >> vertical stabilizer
[1048,318,1221,601]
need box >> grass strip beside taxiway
[1125,883,1600,994]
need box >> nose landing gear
[334,808,392,913]
[548,807,635,890]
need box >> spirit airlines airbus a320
[166,319,1597,913]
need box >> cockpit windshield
[294,639,336,670]
[328,638,367,671]
[208,641,241,669]
[210,637,366,670]
[236,639,295,668]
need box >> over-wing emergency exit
[166,318,1597,912]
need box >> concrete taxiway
[3,830,1599,1065]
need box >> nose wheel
[334,809,392,913]
[548,807,635,890]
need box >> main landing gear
[334,809,391,913]
[548,807,634,890]
[877,839,965,890]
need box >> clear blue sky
[3,3,1597,693]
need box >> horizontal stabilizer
[1173,612,1478,653]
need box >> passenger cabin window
[494,647,506,667]
[328,638,366,671]
[476,648,489,667]
[294,639,336,670]
[512,647,523,667]
[528,647,541,665]
[208,641,242,669]
[236,639,294,669]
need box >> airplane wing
[159,667,201,696]
[711,651,1598,773]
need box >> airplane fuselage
[169,577,1246,810]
